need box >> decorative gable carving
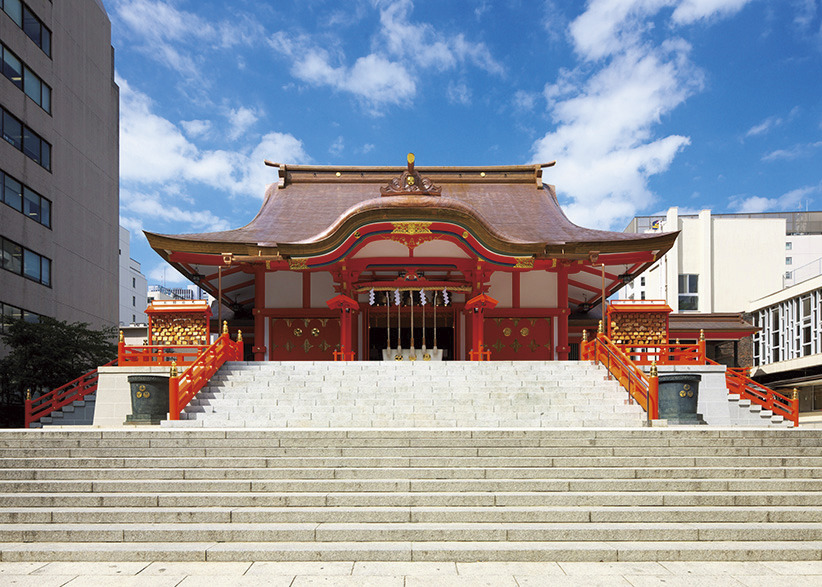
[381,153,442,197]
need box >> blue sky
[107,0,822,286]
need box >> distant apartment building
[119,227,147,326]
[1,0,119,332]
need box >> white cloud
[180,119,212,138]
[226,107,259,141]
[531,45,698,228]
[529,0,756,230]
[762,141,822,161]
[513,90,538,112]
[446,81,472,106]
[121,189,232,233]
[118,75,309,203]
[329,136,345,157]
[728,185,821,213]
[569,0,756,60]
[113,0,263,79]
[745,107,799,137]
[376,0,504,75]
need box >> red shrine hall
[145,155,678,362]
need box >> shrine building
[145,155,678,362]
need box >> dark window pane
[4,303,22,323]
[2,47,23,89]
[4,0,22,26]
[4,174,23,211]
[3,111,23,149]
[2,238,23,273]
[41,84,50,113]
[23,187,40,222]
[22,127,40,164]
[24,67,40,103]
[40,255,50,286]
[40,26,50,57]
[40,141,50,170]
[22,7,41,46]
[40,197,50,227]
[23,248,40,280]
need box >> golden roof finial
[222,321,228,335]
[407,152,415,172]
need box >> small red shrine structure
[145,155,678,362]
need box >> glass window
[3,0,23,27]
[2,237,23,273]
[786,242,792,250]
[23,248,40,280]
[40,140,50,170]
[22,127,39,164]
[23,67,40,103]
[22,310,38,323]
[22,6,41,46]
[40,255,49,286]
[22,187,40,222]
[40,196,50,227]
[786,257,792,265]
[2,110,22,149]
[2,47,23,89]
[786,271,793,280]
[40,26,50,57]
[4,302,22,323]
[4,173,22,212]
[41,83,50,112]
[678,274,698,311]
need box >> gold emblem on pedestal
[514,257,534,269]
[288,258,309,271]
[423,353,431,361]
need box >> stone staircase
[0,428,821,562]
[28,393,97,429]
[165,361,647,428]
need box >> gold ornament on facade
[293,328,303,337]
[311,328,320,337]
[514,257,534,269]
[288,258,309,271]
[302,339,313,353]
[520,327,529,337]
[502,327,512,337]
[391,222,432,235]
[423,353,431,361]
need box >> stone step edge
[2,540,822,562]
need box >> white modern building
[749,274,822,412]
[624,210,822,313]
[118,227,147,326]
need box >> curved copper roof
[145,163,677,258]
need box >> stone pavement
[2,560,822,586]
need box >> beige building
[1,0,119,331]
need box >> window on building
[786,271,793,280]
[132,277,136,288]
[678,274,698,311]
[640,291,646,300]
[1,44,51,113]
[132,296,136,307]
[640,276,645,287]
[1,1,51,57]
[0,170,50,228]
[786,242,792,250]
[0,300,42,333]
[1,235,51,286]
[786,257,792,265]
[0,106,51,170]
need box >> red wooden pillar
[556,266,570,360]
[252,267,266,361]
[465,293,498,360]
[327,294,359,360]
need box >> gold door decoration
[270,317,341,360]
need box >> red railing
[614,341,706,365]
[118,343,209,367]
[333,347,356,361]
[581,332,659,421]
[24,358,117,428]
[169,331,243,420]
[709,360,799,426]
[469,346,491,361]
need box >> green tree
[0,318,117,427]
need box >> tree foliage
[0,317,117,408]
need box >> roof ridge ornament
[381,153,442,197]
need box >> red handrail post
[168,361,180,421]
[649,363,659,421]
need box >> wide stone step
[3,505,821,524]
[5,521,822,543]
[2,540,822,562]
[1,465,820,481]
